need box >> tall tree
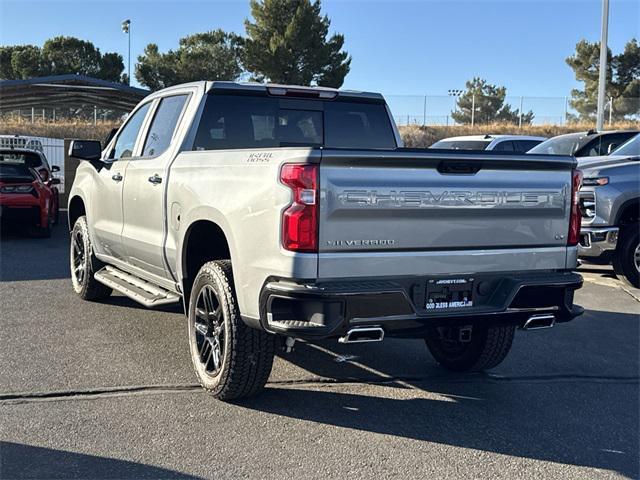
[243,0,351,87]
[96,52,126,83]
[42,36,103,77]
[566,38,640,120]
[0,45,44,79]
[0,37,124,82]
[135,30,243,90]
[10,46,44,78]
[452,77,534,125]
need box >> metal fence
[386,95,640,126]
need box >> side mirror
[51,178,61,185]
[51,165,60,172]
[607,143,619,154]
[69,140,102,161]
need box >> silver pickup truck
[578,133,639,287]
[68,81,583,400]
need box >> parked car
[68,81,584,401]
[430,135,546,152]
[578,133,640,287]
[0,149,60,237]
[528,130,638,157]
[0,135,61,223]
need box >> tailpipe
[522,313,556,330]
[338,327,385,344]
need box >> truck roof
[209,81,386,102]
[151,80,385,102]
[438,134,547,142]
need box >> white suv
[430,134,546,153]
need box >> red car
[0,149,60,237]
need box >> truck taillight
[568,169,583,246]
[280,164,318,252]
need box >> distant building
[0,74,149,122]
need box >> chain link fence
[386,94,640,127]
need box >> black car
[527,130,638,157]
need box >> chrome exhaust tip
[338,327,385,344]
[522,313,556,330]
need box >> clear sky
[0,0,638,98]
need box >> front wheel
[425,324,515,372]
[612,226,640,288]
[70,215,112,300]
[188,260,275,401]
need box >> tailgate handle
[438,161,481,175]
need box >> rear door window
[493,141,515,152]
[142,95,188,157]
[512,140,542,152]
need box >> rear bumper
[0,205,42,225]
[254,271,584,339]
[578,226,618,258]
[0,193,47,227]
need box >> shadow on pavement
[0,221,70,282]
[239,310,639,478]
[0,442,201,479]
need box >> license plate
[425,277,474,311]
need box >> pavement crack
[620,285,640,303]
[1,374,637,405]
[0,384,202,405]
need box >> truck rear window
[193,94,396,151]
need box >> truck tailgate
[319,149,576,255]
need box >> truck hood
[578,154,639,173]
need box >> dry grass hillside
[0,118,637,147]
[400,122,639,148]
[0,119,119,142]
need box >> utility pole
[422,95,427,127]
[518,96,524,128]
[122,19,131,85]
[471,94,476,127]
[596,0,609,131]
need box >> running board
[94,266,180,307]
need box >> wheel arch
[68,195,86,230]
[615,197,640,226]
[180,219,233,307]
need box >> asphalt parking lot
[1,221,638,479]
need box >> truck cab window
[110,102,151,159]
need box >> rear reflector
[568,169,583,246]
[280,164,319,252]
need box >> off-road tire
[70,216,112,300]
[188,260,275,401]
[612,225,640,288]
[425,325,515,372]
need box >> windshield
[527,133,584,155]
[194,94,397,150]
[430,140,491,150]
[611,134,640,156]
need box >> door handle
[111,173,123,182]
[148,174,162,185]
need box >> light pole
[448,89,463,125]
[596,0,609,131]
[122,19,131,85]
